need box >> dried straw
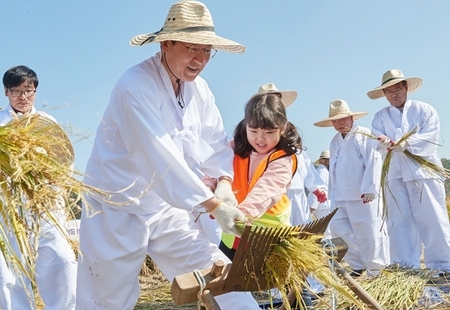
[315,265,445,310]
[0,114,106,289]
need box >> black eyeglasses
[182,43,217,59]
[8,88,36,97]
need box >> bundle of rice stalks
[315,265,442,310]
[0,114,106,287]
[356,126,450,220]
[235,218,362,310]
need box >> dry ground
[135,257,197,310]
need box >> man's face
[4,81,36,114]
[383,82,408,107]
[331,116,353,135]
[161,41,213,82]
[320,158,329,169]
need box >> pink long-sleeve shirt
[238,150,294,217]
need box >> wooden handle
[210,260,225,278]
[333,261,384,310]
[202,289,221,310]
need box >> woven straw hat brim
[277,91,297,108]
[367,77,423,100]
[313,112,368,128]
[130,31,245,53]
[10,115,75,165]
[248,90,297,108]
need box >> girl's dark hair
[2,65,39,89]
[234,93,302,158]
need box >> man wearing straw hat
[1,65,77,309]
[368,69,450,275]
[314,99,389,277]
[76,1,261,309]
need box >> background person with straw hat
[309,150,331,224]
[0,65,77,310]
[314,99,389,277]
[76,1,260,309]
[314,150,330,168]
[288,151,327,226]
[369,69,450,276]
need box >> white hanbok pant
[0,218,77,310]
[76,201,260,310]
[386,178,450,271]
[329,199,389,276]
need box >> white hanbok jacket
[371,99,443,182]
[329,124,382,203]
[84,52,234,215]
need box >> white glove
[377,135,392,149]
[388,140,407,153]
[214,180,238,207]
[210,202,245,236]
[361,193,376,204]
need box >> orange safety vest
[222,149,298,250]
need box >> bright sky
[2,1,450,173]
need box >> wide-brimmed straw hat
[129,1,245,53]
[248,83,297,108]
[314,150,330,165]
[367,69,423,100]
[314,99,368,127]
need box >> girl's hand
[214,178,238,207]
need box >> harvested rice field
[137,199,450,309]
[135,260,450,310]
[135,200,450,310]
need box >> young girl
[219,92,302,259]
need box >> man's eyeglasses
[182,44,217,59]
[384,87,404,96]
[8,89,36,97]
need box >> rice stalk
[403,150,450,179]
